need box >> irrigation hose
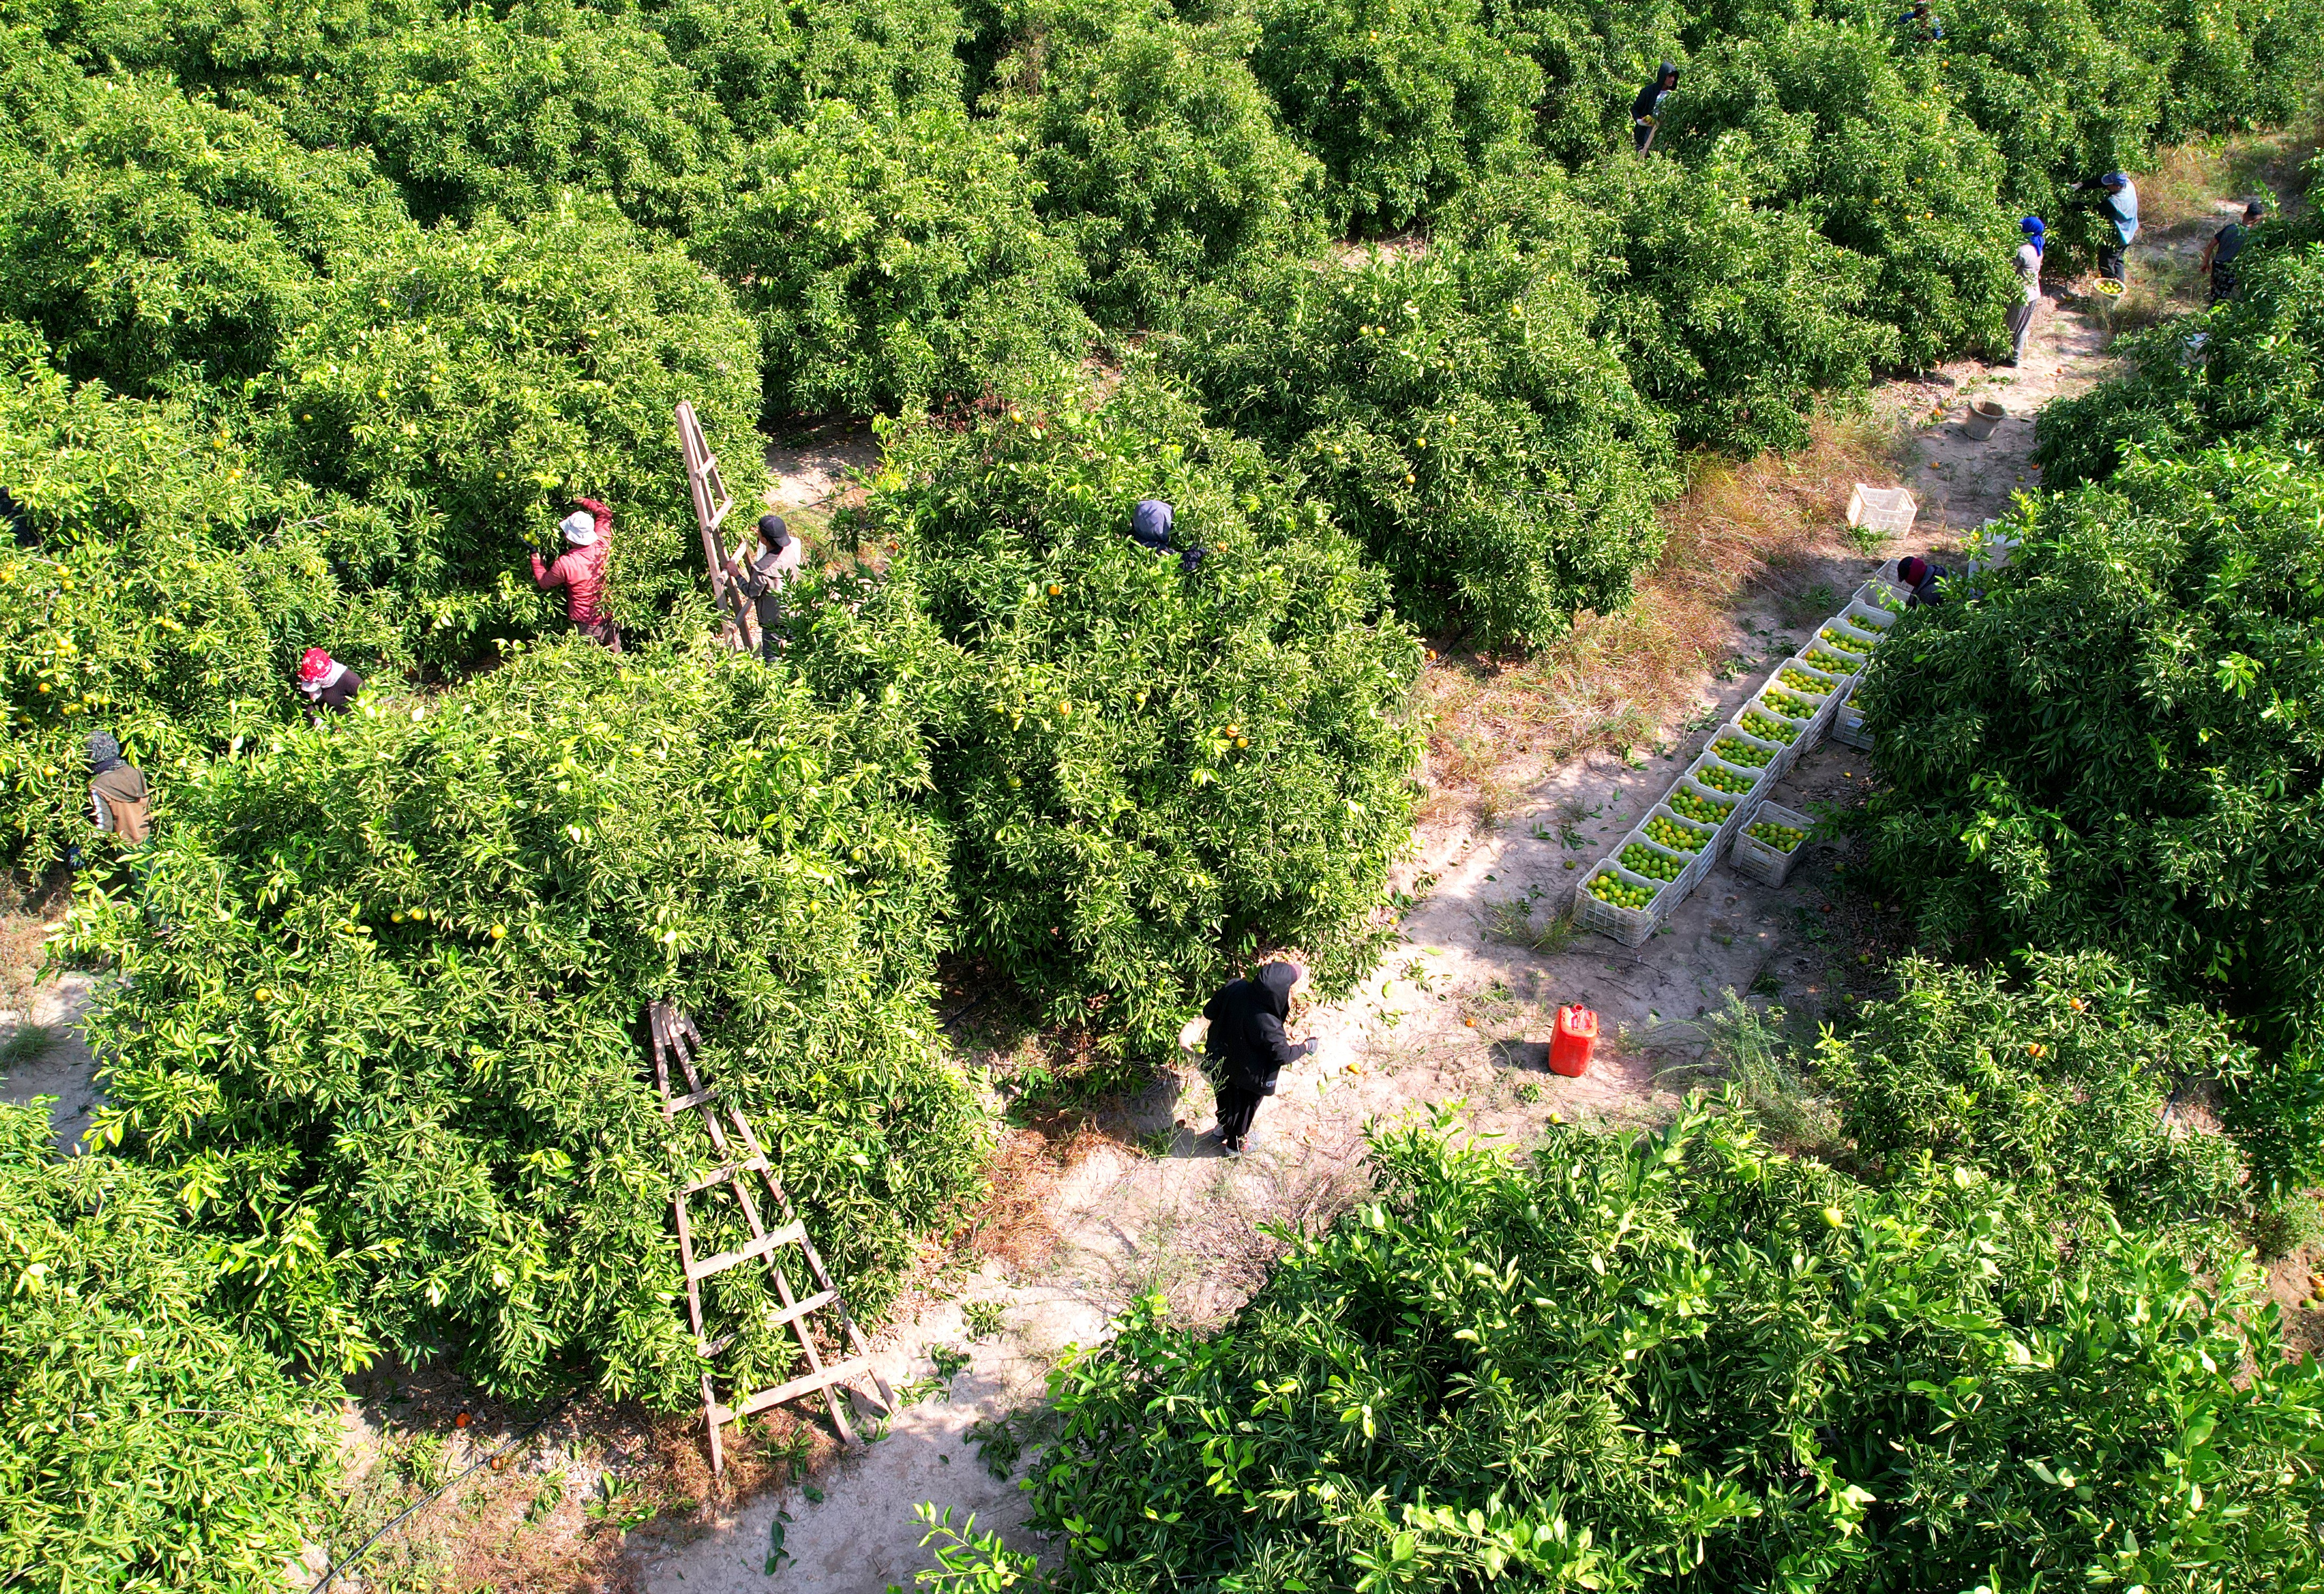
[312,1396,576,1593]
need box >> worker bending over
[296,648,363,718]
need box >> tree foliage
[1814,951,2248,1232]
[1247,0,1541,233]
[60,643,987,1404]
[0,1101,333,1593]
[997,9,1325,329]
[1175,233,1678,649]
[2037,239,2324,488]
[696,100,1092,416]
[792,381,1423,1052]
[1857,444,2324,1189]
[943,1107,2324,1591]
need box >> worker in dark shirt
[1201,962,1315,1154]
[1632,62,1678,153]
[2201,199,2267,306]
[1897,556,1953,609]
[296,647,363,719]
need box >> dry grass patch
[1422,416,1903,819]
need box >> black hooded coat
[1204,963,1305,1096]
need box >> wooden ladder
[674,400,757,653]
[648,1001,893,1472]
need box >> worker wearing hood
[1201,961,1315,1153]
[85,730,151,846]
[1632,62,1678,152]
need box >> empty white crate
[1847,484,1918,538]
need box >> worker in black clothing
[1633,62,1678,153]
[1201,962,1314,1154]
[2201,199,2267,306]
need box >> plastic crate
[1842,597,1899,634]
[1640,806,1720,887]
[1735,700,1815,776]
[1855,577,1909,615]
[1832,684,1872,751]
[1667,773,1749,848]
[1574,861,1671,947]
[1732,801,1814,888]
[1773,656,1847,737]
[1847,484,1918,538]
[1709,723,1789,784]
[1686,756,1769,833]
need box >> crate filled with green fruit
[1574,862,1665,947]
[1731,801,1814,888]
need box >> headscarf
[1131,498,1174,552]
[1899,556,1931,588]
[86,731,123,775]
[297,647,348,699]
[2246,199,2269,221]
[559,509,599,546]
[1657,60,1678,86]
[2021,215,2044,254]
[758,512,793,552]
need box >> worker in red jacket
[531,496,620,648]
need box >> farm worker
[728,513,803,659]
[1898,555,1953,609]
[1129,498,1208,574]
[1632,62,1678,153]
[1897,2,1944,41]
[296,647,363,718]
[2006,217,2044,366]
[531,496,620,649]
[2201,199,2267,306]
[1201,961,1316,1154]
[1129,498,1174,553]
[85,731,150,845]
[2077,172,2139,285]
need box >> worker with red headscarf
[296,647,363,719]
[531,496,620,648]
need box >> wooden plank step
[687,1221,806,1282]
[680,1155,768,1195]
[712,1356,875,1426]
[764,1288,836,1328]
[663,1084,719,1115]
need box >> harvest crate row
[1571,569,1904,946]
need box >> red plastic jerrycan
[1548,1005,1597,1078]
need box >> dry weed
[1424,416,1903,811]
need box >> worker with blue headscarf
[2006,217,2044,366]
[2075,172,2139,286]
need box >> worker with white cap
[530,496,620,648]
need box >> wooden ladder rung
[680,1155,768,1195]
[765,1288,836,1328]
[688,1221,806,1282]
[713,1356,875,1426]
[664,1085,719,1114]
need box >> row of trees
[899,178,2324,1592]
[6,1,2322,1585]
